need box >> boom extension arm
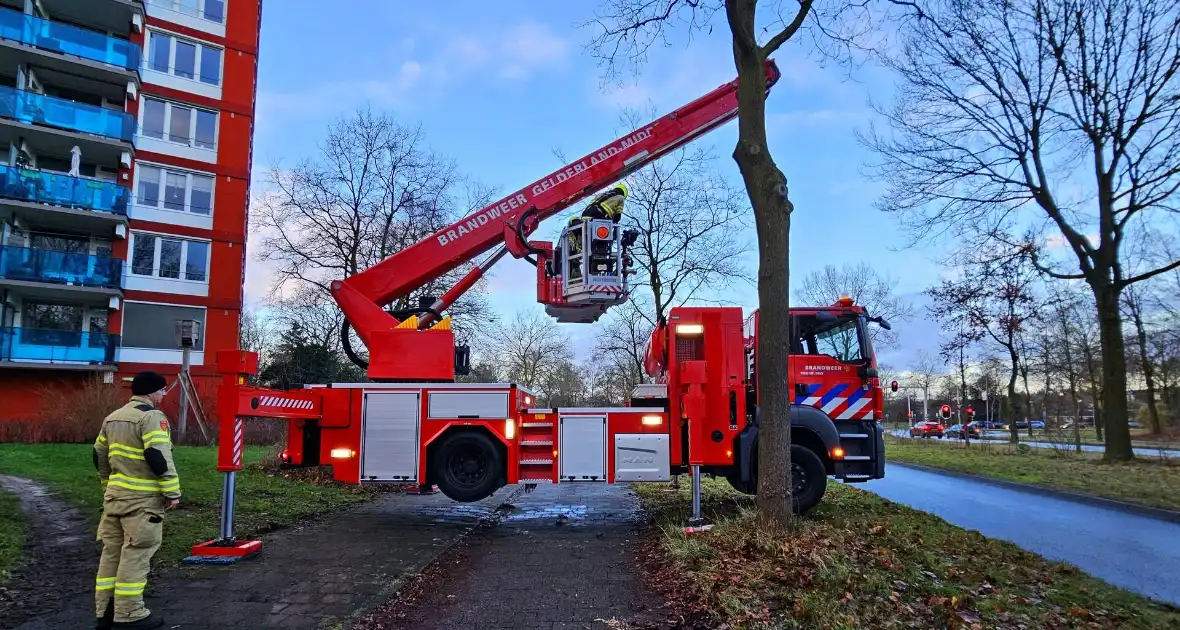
[332,60,781,378]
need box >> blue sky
[246,1,951,369]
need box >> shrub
[0,375,127,443]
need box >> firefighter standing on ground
[93,371,181,630]
[553,182,628,278]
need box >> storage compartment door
[559,415,607,481]
[361,392,420,481]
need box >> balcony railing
[0,86,136,142]
[0,245,123,289]
[0,327,118,364]
[0,6,141,70]
[0,166,130,215]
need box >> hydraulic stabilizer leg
[683,465,713,534]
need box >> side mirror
[869,315,892,331]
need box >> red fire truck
[191,58,886,558]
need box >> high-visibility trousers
[95,506,163,622]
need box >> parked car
[1013,420,1046,430]
[946,423,982,439]
[909,421,945,438]
[975,420,1008,430]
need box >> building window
[130,232,210,282]
[122,302,206,350]
[147,30,223,85]
[141,97,218,150]
[148,0,225,24]
[23,301,83,332]
[136,164,214,215]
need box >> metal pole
[218,471,236,541]
[178,346,191,443]
[689,465,703,525]
[906,393,912,423]
[923,385,929,420]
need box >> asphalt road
[890,429,1180,459]
[857,464,1180,606]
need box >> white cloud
[255,21,568,129]
[1045,232,1098,250]
[444,21,569,81]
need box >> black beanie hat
[131,371,167,396]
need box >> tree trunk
[1007,345,1020,444]
[1129,296,1161,434]
[1093,283,1133,460]
[1081,337,1103,440]
[727,2,793,528]
[1058,309,1082,453]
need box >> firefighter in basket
[552,182,628,280]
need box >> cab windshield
[794,313,872,365]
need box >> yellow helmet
[614,181,629,198]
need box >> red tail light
[279,449,290,462]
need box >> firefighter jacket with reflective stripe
[570,185,626,225]
[93,396,181,509]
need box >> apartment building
[0,0,262,421]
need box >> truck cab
[639,298,887,512]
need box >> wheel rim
[444,442,489,490]
[791,461,807,497]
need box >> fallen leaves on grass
[634,480,1180,630]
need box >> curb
[338,484,527,630]
[887,461,1180,525]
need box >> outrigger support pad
[682,465,713,535]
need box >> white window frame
[133,161,215,217]
[129,231,211,284]
[147,0,226,25]
[140,97,219,151]
[145,29,224,87]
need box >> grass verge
[636,479,1180,629]
[0,444,380,566]
[0,490,23,582]
[884,436,1180,512]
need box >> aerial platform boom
[330,60,782,382]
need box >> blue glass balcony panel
[0,165,129,215]
[0,245,123,289]
[0,7,141,70]
[0,86,136,142]
[0,327,118,364]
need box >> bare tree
[589,137,752,390]
[239,306,273,360]
[253,108,494,364]
[538,359,591,407]
[1123,283,1163,433]
[927,248,1039,442]
[594,298,655,394]
[1050,294,1086,452]
[862,0,1180,460]
[583,0,888,527]
[796,262,914,349]
[909,350,945,420]
[624,143,753,317]
[484,310,572,389]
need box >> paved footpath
[361,484,666,630]
[12,486,516,630]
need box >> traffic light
[965,407,976,420]
[890,380,899,392]
[939,404,952,421]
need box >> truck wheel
[431,430,502,502]
[791,444,826,515]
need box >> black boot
[112,612,165,629]
[95,600,114,630]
